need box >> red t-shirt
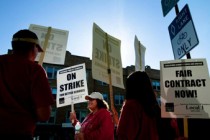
[117,100,159,140]
[74,108,115,140]
[0,54,55,135]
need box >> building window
[114,95,124,105]
[86,69,90,81]
[152,81,160,91]
[102,93,109,102]
[43,66,59,79]
[51,87,57,94]
[96,80,108,86]
[47,67,53,78]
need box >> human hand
[70,111,76,123]
[75,132,84,140]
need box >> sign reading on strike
[56,63,88,108]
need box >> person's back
[117,99,158,140]
[0,29,54,139]
[117,71,159,140]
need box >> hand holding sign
[70,111,76,124]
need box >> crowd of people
[0,29,197,140]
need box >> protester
[0,29,55,139]
[70,92,114,140]
[117,71,159,140]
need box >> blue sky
[0,0,209,73]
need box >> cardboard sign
[92,23,124,89]
[56,63,88,108]
[160,59,210,118]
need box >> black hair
[96,99,109,110]
[125,71,159,117]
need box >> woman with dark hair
[117,71,159,140]
[70,92,114,140]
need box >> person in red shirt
[117,71,159,140]
[0,29,55,140]
[70,92,114,140]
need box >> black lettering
[175,90,197,98]
[67,73,76,81]
[60,85,64,92]
[165,80,170,88]
[59,80,85,92]
[165,79,206,88]
[176,70,193,77]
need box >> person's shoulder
[0,54,7,57]
[123,100,143,112]
[125,99,140,106]
[0,54,9,61]
[25,60,43,70]
[24,61,47,77]
[31,61,43,69]
[98,108,112,116]
[33,64,47,75]
[98,109,114,121]
[99,108,109,113]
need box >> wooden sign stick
[38,27,52,66]
[105,33,119,125]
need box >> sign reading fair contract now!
[160,59,210,118]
